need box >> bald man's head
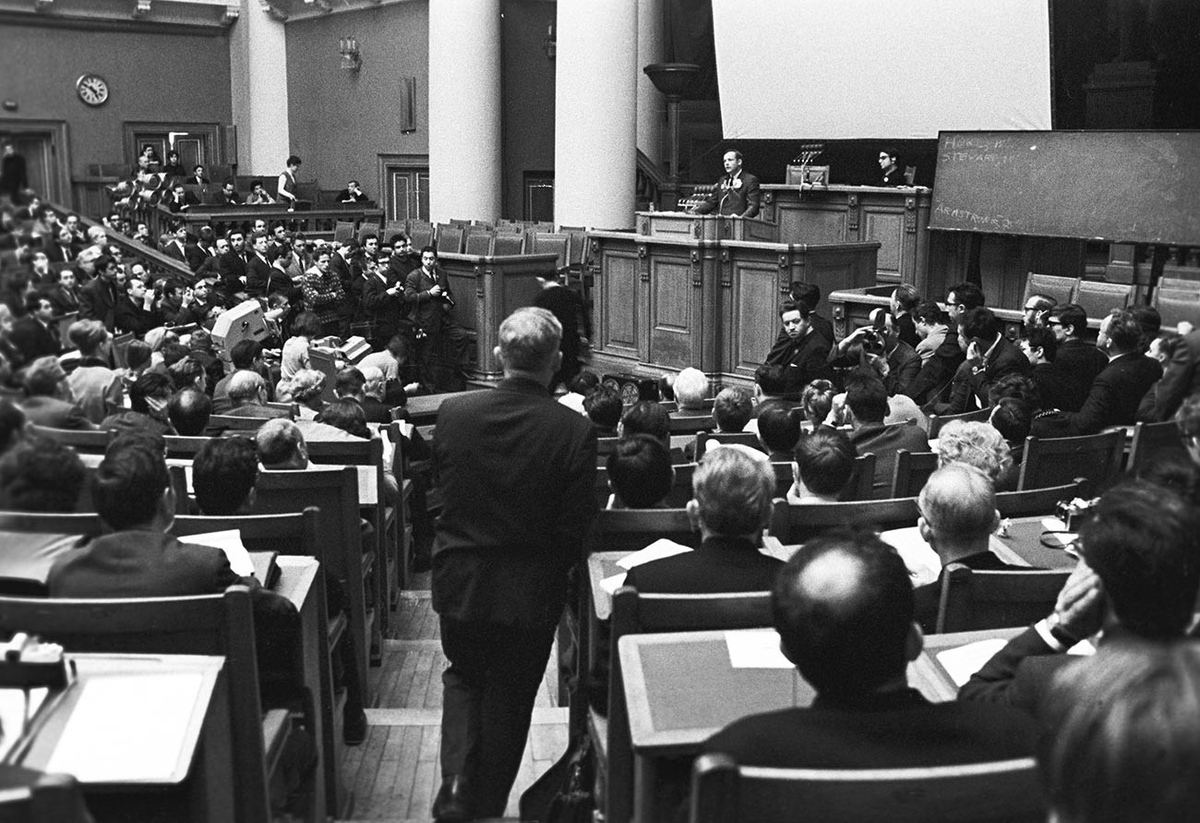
[773,529,916,697]
[918,464,999,558]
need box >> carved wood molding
[474,265,485,298]
[691,250,702,287]
[638,245,650,282]
[719,248,732,288]
[846,193,859,232]
[638,216,649,235]
[779,253,798,293]
[905,196,917,233]
[259,0,287,21]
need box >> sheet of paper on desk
[615,539,692,570]
[936,639,1010,686]
[181,530,252,577]
[45,672,203,782]
[726,629,792,668]
[0,687,48,761]
[599,572,627,595]
[879,526,941,588]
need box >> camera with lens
[1056,497,1098,532]
[860,328,886,356]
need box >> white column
[555,0,638,230]
[428,0,502,224]
[230,0,290,175]
[637,0,664,167]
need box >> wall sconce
[339,36,362,72]
[542,24,556,60]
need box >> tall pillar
[230,0,290,175]
[555,0,638,230]
[428,0,502,224]
[637,0,665,168]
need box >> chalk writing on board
[932,203,1017,233]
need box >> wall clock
[76,74,110,107]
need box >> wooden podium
[587,212,878,387]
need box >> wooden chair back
[1023,272,1078,307]
[669,412,716,435]
[595,463,696,510]
[530,232,570,270]
[28,424,111,454]
[109,332,135,369]
[333,221,355,244]
[890,450,939,498]
[1127,420,1188,474]
[595,507,698,554]
[173,508,319,558]
[1018,431,1124,493]
[0,586,274,823]
[608,590,774,823]
[994,480,1083,518]
[770,462,794,499]
[210,413,270,431]
[464,231,494,256]
[1152,287,1200,329]
[840,453,877,501]
[435,225,464,255]
[1075,280,1133,321]
[408,224,434,250]
[690,753,1043,823]
[927,406,992,439]
[492,232,527,256]
[252,466,372,705]
[695,431,764,456]
[0,510,105,535]
[163,433,227,459]
[936,565,1073,633]
[768,494,920,544]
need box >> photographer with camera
[114,273,164,337]
[828,308,922,397]
[404,245,469,392]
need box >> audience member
[193,436,258,515]
[9,292,60,362]
[583,384,622,436]
[0,436,86,512]
[1022,293,1056,333]
[788,282,834,345]
[624,445,781,593]
[673,367,710,411]
[618,400,671,450]
[168,355,207,394]
[1178,394,1200,467]
[988,396,1032,452]
[763,300,833,397]
[702,529,1037,769]
[558,371,600,415]
[168,387,213,436]
[1152,324,1200,423]
[1047,304,1107,401]
[213,340,265,413]
[799,378,835,430]
[1040,642,1200,823]
[1020,325,1084,412]
[283,369,327,419]
[905,300,963,404]
[1066,308,1162,434]
[788,428,857,504]
[960,480,1200,711]
[935,419,1016,491]
[711,386,753,433]
[228,370,288,419]
[100,371,176,436]
[831,367,928,498]
[66,319,122,424]
[605,434,674,509]
[20,355,94,430]
[256,418,309,469]
[889,284,921,348]
[944,306,1029,414]
[316,397,371,439]
[756,400,802,461]
[0,399,26,455]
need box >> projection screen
[711,0,1052,139]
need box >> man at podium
[690,150,761,218]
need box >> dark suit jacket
[694,172,761,218]
[361,396,392,424]
[1154,329,1200,422]
[45,242,76,264]
[404,266,455,333]
[49,286,81,316]
[1030,361,1084,412]
[1066,352,1162,435]
[904,334,966,406]
[361,273,405,342]
[48,530,241,598]
[885,341,922,397]
[21,396,94,430]
[431,377,596,627]
[947,336,1029,413]
[245,254,274,298]
[217,250,249,294]
[9,316,61,360]
[114,297,163,337]
[1055,338,1108,401]
[765,328,833,396]
[703,687,1038,769]
[78,277,119,330]
[895,312,920,348]
[623,537,783,594]
[848,419,929,499]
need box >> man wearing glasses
[1022,294,1056,334]
[1046,304,1108,405]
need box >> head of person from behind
[780,299,810,340]
[722,150,743,181]
[774,528,921,699]
[688,445,775,541]
[494,306,562,384]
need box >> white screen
[711,0,1053,139]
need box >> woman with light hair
[285,368,327,419]
[935,419,1017,491]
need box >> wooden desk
[269,555,348,819]
[618,626,1027,822]
[10,653,233,823]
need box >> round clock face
[76,74,109,107]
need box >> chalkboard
[928,131,1200,246]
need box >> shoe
[432,775,471,822]
[343,709,368,746]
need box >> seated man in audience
[623,446,782,593]
[1065,308,1162,435]
[711,386,753,433]
[889,284,921,348]
[827,367,928,499]
[988,396,1032,456]
[959,479,1200,712]
[0,436,86,513]
[168,387,214,436]
[213,340,266,413]
[583,383,623,436]
[989,373,1073,439]
[227,370,290,419]
[756,400,802,462]
[100,371,176,436]
[605,433,674,509]
[785,282,834,346]
[65,319,123,425]
[911,464,1031,631]
[193,436,258,516]
[558,371,599,416]
[702,529,1038,768]
[1020,326,1084,412]
[905,300,963,404]
[944,306,1029,414]
[168,355,207,395]
[20,356,95,431]
[764,300,833,397]
[673,367,710,412]
[114,275,163,337]
[10,293,61,362]
[1047,304,1107,402]
[1022,293,1056,334]
[357,366,393,424]
[1178,394,1200,468]
[0,400,26,457]
[619,400,688,465]
[1040,642,1200,823]
[1152,323,1200,423]
[256,417,311,470]
[828,309,921,398]
[787,428,857,504]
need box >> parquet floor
[337,571,567,822]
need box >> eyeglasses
[1048,319,1064,326]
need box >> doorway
[0,120,71,205]
[123,122,223,175]
[378,154,430,223]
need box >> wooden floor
[337,571,568,822]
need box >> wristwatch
[1044,612,1079,648]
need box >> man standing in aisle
[691,150,761,218]
[430,307,596,822]
[405,245,468,391]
